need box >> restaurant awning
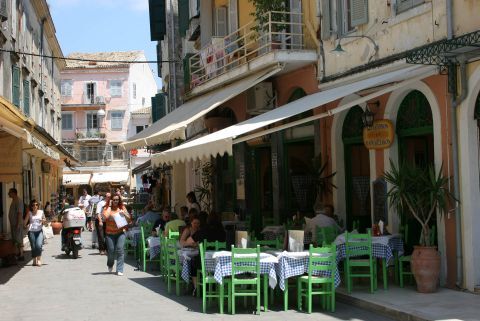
[152,64,437,166]
[91,171,130,184]
[132,160,151,175]
[121,66,283,150]
[63,173,92,186]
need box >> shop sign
[363,120,394,150]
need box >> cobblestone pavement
[0,232,394,321]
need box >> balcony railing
[75,127,107,140]
[187,11,316,90]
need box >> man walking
[95,192,110,255]
[78,189,91,231]
[8,188,24,261]
[89,190,102,248]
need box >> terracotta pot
[411,245,440,293]
[51,222,63,235]
[204,117,232,133]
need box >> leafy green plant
[248,0,288,34]
[383,160,455,246]
[312,157,337,205]
[194,161,215,212]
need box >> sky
[48,0,161,88]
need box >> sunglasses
[112,199,120,202]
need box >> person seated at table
[304,205,343,243]
[179,213,202,248]
[136,203,161,226]
[163,208,186,237]
[152,208,171,236]
[202,211,226,242]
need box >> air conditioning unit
[247,82,275,115]
[95,96,105,104]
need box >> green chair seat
[139,226,161,272]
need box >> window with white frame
[86,113,99,129]
[132,83,137,99]
[396,0,424,14]
[61,80,73,97]
[112,145,124,160]
[62,113,73,130]
[85,82,96,104]
[334,0,368,36]
[109,80,122,97]
[110,111,123,130]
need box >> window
[111,111,123,130]
[109,80,122,97]
[336,0,368,35]
[112,145,124,160]
[62,114,73,130]
[132,83,137,99]
[136,125,144,134]
[12,66,20,107]
[23,80,30,116]
[214,6,228,37]
[61,80,72,97]
[85,82,96,104]
[80,146,103,162]
[86,113,99,130]
[396,0,424,14]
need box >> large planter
[51,222,63,235]
[411,245,441,293]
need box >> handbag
[42,223,54,239]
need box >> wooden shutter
[0,0,7,22]
[183,53,194,90]
[320,0,331,40]
[12,66,20,107]
[350,0,368,27]
[215,6,227,37]
[23,80,30,116]
[149,0,166,41]
[228,0,238,34]
[396,0,413,13]
[151,95,158,122]
[178,0,190,37]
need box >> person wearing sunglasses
[103,195,131,276]
[24,200,46,266]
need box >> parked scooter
[62,207,86,259]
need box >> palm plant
[383,160,454,246]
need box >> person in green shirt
[163,206,186,237]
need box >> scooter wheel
[73,248,79,259]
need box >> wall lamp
[332,35,380,60]
[362,101,380,128]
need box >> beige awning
[91,172,130,184]
[152,65,438,166]
[121,66,283,150]
[63,173,92,186]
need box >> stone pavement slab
[0,232,393,321]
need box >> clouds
[48,0,148,12]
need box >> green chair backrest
[199,242,207,277]
[251,238,282,250]
[308,243,336,278]
[345,230,373,258]
[203,240,227,251]
[320,226,338,245]
[231,245,260,276]
[140,226,147,248]
[169,230,180,239]
[166,237,179,267]
[315,226,325,246]
[216,241,227,250]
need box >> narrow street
[0,233,394,321]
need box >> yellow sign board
[363,120,394,149]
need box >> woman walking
[103,195,131,276]
[24,200,46,266]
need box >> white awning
[152,65,437,166]
[121,66,283,150]
[91,172,130,184]
[63,173,92,186]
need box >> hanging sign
[363,119,394,150]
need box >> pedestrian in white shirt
[304,204,342,243]
[78,189,91,231]
[24,200,46,266]
[89,190,102,248]
[95,192,110,255]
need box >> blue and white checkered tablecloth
[180,250,214,283]
[147,237,161,259]
[263,231,313,245]
[336,235,404,264]
[271,251,341,291]
[126,228,142,247]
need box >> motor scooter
[62,207,86,259]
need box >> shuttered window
[62,113,73,130]
[396,0,424,14]
[215,6,227,37]
[151,93,166,123]
[111,111,123,130]
[23,80,30,116]
[12,66,20,107]
[149,0,166,41]
[228,0,238,34]
[61,80,73,96]
[109,80,122,97]
[179,0,190,37]
[350,0,368,27]
[320,0,331,40]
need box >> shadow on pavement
[0,250,33,285]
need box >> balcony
[75,127,107,141]
[186,11,318,97]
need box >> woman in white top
[24,200,46,266]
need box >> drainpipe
[40,18,46,127]
[446,0,464,289]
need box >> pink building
[61,51,157,196]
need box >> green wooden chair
[320,226,338,245]
[399,225,436,287]
[196,240,227,298]
[230,245,262,314]
[168,230,180,239]
[297,244,337,313]
[344,230,377,293]
[199,243,231,313]
[251,238,282,250]
[352,220,360,231]
[124,235,135,257]
[139,226,161,272]
[165,237,185,295]
[160,236,168,280]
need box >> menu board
[373,178,388,224]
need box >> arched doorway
[342,106,371,231]
[396,90,434,251]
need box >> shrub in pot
[384,160,454,293]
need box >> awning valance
[152,65,437,166]
[91,172,130,184]
[63,173,92,186]
[121,66,283,150]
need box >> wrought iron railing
[75,127,106,140]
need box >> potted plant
[194,161,215,212]
[248,0,287,49]
[384,160,455,293]
[50,214,63,235]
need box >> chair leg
[202,281,207,313]
[394,251,399,284]
[345,264,352,293]
[231,285,235,315]
[227,282,232,314]
[257,280,261,314]
[176,272,180,296]
[331,283,336,312]
[263,276,268,311]
[219,282,224,314]
[307,283,312,314]
[284,280,289,311]
[142,252,146,272]
[399,261,405,288]
[297,278,302,311]
[382,258,388,290]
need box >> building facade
[61,51,157,198]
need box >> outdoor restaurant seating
[166,237,185,295]
[344,230,376,293]
[139,226,160,272]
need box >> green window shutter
[151,95,158,123]
[149,0,166,41]
[183,53,194,90]
[156,43,162,76]
[178,0,190,37]
[23,80,30,116]
[350,0,368,27]
[320,0,331,40]
[157,93,166,119]
[12,66,20,107]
